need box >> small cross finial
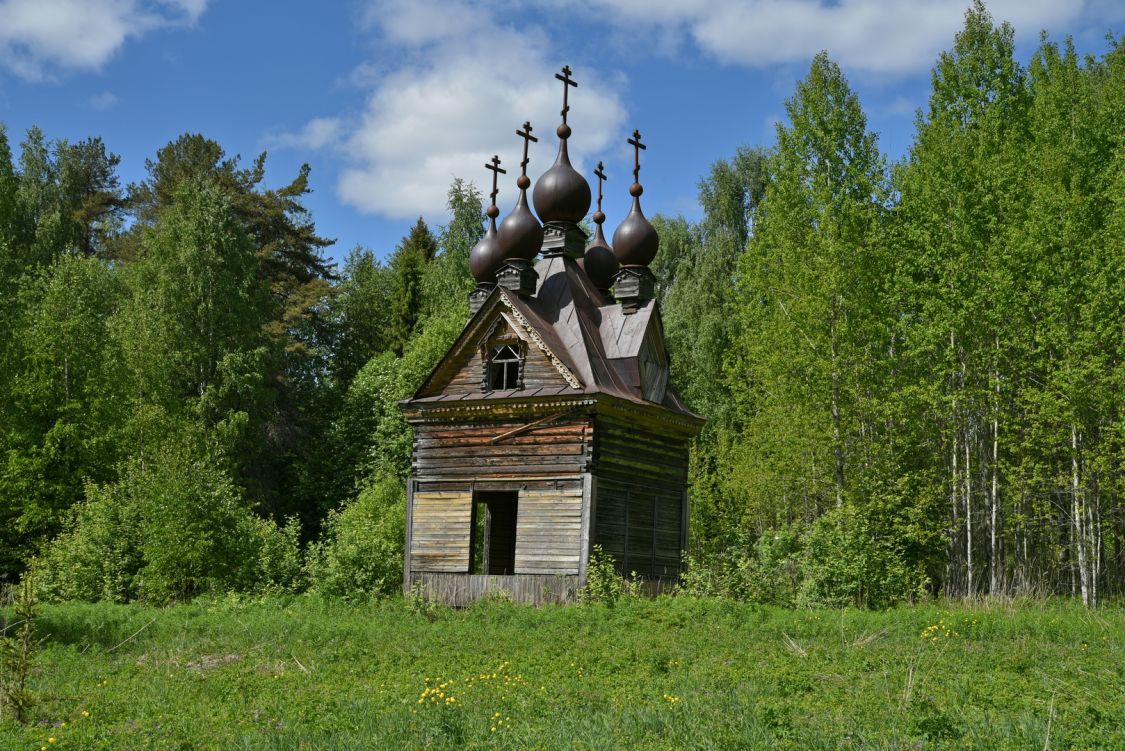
[515,121,538,178]
[555,65,578,126]
[484,155,506,208]
[594,161,607,212]
[627,129,646,184]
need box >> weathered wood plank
[410,491,472,572]
[407,572,579,607]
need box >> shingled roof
[408,254,701,422]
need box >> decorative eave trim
[402,396,597,424]
[401,391,703,433]
[592,393,706,433]
[498,289,583,390]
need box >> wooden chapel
[399,67,704,605]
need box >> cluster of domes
[469,67,658,288]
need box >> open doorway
[472,491,518,575]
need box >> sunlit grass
[2,595,1122,749]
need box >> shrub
[681,526,803,605]
[797,505,926,609]
[305,475,406,601]
[578,546,639,605]
[34,448,302,604]
[0,576,40,723]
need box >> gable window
[487,344,523,391]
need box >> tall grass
[1,595,1121,749]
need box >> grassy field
[1,595,1122,750]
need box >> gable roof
[408,254,702,422]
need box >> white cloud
[0,0,208,80]
[329,0,627,221]
[89,91,118,110]
[574,0,1085,75]
[265,117,344,151]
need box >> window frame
[482,341,524,392]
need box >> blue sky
[1,0,1121,265]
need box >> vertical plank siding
[409,572,579,607]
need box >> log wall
[591,413,691,579]
[411,417,593,479]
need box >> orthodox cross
[594,160,607,211]
[516,121,538,177]
[555,65,578,125]
[627,129,646,184]
[485,155,506,208]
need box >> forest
[1,4,1123,609]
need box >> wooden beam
[489,408,582,444]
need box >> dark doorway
[472,491,518,575]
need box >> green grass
[2,595,1123,750]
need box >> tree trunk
[965,435,973,597]
[1072,423,1090,607]
[990,334,1000,595]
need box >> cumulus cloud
[575,0,1084,75]
[312,0,627,221]
[0,0,208,80]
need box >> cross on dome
[516,121,538,180]
[627,129,646,185]
[555,65,578,130]
[485,154,506,210]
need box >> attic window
[486,344,523,391]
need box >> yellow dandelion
[48,739,57,745]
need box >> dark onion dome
[582,210,618,289]
[469,205,501,282]
[532,125,592,224]
[495,175,543,263]
[611,182,659,267]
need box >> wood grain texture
[409,572,579,607]
[514,488,583,575]
[410,491,472,572]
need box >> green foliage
[405,581,447,621]
[578,545,640,605]
[305,475,406,601]
[34,444,301,605]
[328,246,393,389]
[387,217,439,355]
[0,577,40,723]
[421,178,483,322]
[797,506,927,609]
[0,253,126,581]
[681,527,802,606]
